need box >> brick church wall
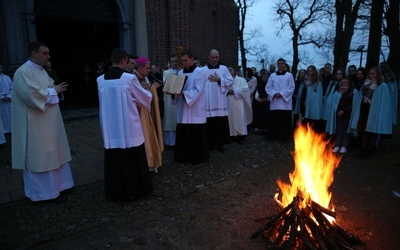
[0,0,238,73]
[145,0,238,69]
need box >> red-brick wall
[190,0,239,67]
[146,0,238,69]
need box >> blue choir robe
[349,82,393,134]
[304,82,323,120]
[293,83,305,115]
[388,80,398,125]
[322,81,340,121]
[325,89,357,135]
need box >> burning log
[252,192,362,249]
[253,125,362,249]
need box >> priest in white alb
[12,41,73,202]
[227,67,253,144]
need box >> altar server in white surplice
[0,63,12,133]
[227,67,253,144]
[97,48,154,201]
[202,49,234,153]
[12,41,73,202]
[265,58,295,142]
[173,49,210,165]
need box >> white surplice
[97,73,152,149]
[202,64,234,117]
[176,67,206,124]
[265,72,295,111]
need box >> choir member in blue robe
[349,67,393,158]
[326,77,355,154]
[303,65,324,133]
[323,69,345,122]
[380,64,398,125]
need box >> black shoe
[61,187,74,195]
[217,146,224,153]
[191,160,202,165]
[35,194,66,204]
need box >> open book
[163,74,188,94]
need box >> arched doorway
[34,0,119,109]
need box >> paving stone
[0,192,10,204]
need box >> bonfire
[252,125,362,249]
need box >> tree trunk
[333,0,363,71]
[386,0,400,82]
[239,30,247,71]
[292,31,299,77]
[366,0,385,69]
[237,0,247,71]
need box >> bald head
[209,49,220,66]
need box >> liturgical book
[163,74,188,94]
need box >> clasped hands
[208,72,220,83]
[1,96,11,102]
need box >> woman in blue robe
[293,69,306,129]
[349,67,393,158]
[380,64,398,125]
[327,77,355,154]
[303,65,324,133]
[323,69,345,123]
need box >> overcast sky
[244,1,362,71]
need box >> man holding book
[173,49,209,165]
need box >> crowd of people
[1,40,399,202]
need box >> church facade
[0,0,238,107]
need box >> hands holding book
[163,74,188,95]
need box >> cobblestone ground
[0,119,399,249]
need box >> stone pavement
[0,108,399,249]
[0,108,174,204]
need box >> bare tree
[241,25,272,70]
[235,0,258,70]
[275,0,331,76]
[365,0,385,69]
[383,0,400,80]
[333,0,365,70]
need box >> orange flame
[276,124,341,212]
